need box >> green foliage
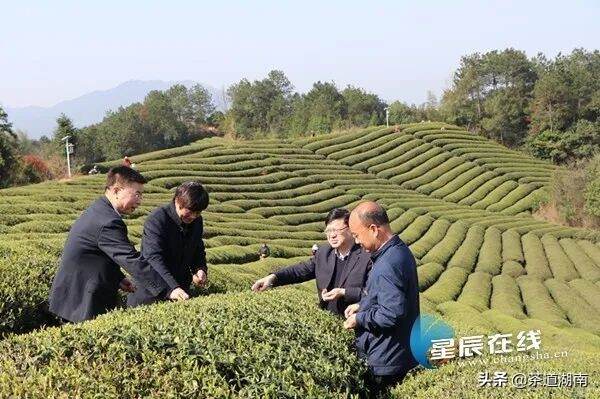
[441,48,536,146]
[0,106,20,188]
[423,267,469,304]
[1,123,600,397]
[544,278,600,334]
[521,233,553,279]
[540,234,579,281]
[517,275,569,327]
[166,84,215,127]
[457,271,492,311]
[0,289,369,398]
[341,85,386,127]
[584,154,600,217]
[529,49,600,134]
[226,70,294,138]
[490,274,527,318]
[527,120,600,163]
[291,81,347,135]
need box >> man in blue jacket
[344,201,420,396]
[127,181,209,307]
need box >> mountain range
[3,80,226,139]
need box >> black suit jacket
[127,201,206,307]
[274,243,371,315]
[48,196,169,322]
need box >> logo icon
[410,314,454,369]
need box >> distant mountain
[4,80,227,139]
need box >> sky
[1,0,599,108]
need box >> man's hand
[344,303,360,318]
[321,288,345,301]
[169,287,189,301]
[251,274,276,292]
[192,269,208,287]
[344,314,357,330]
[119,278,136,293]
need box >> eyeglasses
[324,226,348,236]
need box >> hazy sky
[1,0,598,108]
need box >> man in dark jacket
[127,181,209,307]
[344,201,420,396]
[48,166,185,323]
[251,208,371,317]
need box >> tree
[20,154,52,183]
[226,70,294,138]
[388,101,419,124]
[166,84,215,127]
[53,114,78,142]
[0,106,20,188]
[441,49,536,146]
[302,81,347,134]
[530,49,600,134]
[143,90,188,147]
[527,120,600,164]
[51,114,79,161]
[341,85,386,127]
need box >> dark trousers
[365,370,408,398]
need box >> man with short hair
[344,201,420,395]
[127,181,210,307]
[251,208,371,316]
[48,166,184,323]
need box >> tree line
[0,47,598,189]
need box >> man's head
[105,166,147,214]
[349,201,393,252]
[324,208,353,251]
[173,181,209,224]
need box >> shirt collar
[335,243,359,260]
[370,235,400,261]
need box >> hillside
[0,122,598,397]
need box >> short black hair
[106,166,147,189]
[325,208,350,227]
[358,204,390,227]
[174,181,209,212]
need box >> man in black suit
[251,208,371,316]
[127,181,209,307]
[48,166,187,323]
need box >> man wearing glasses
[127,181,209,307]
[251,208,371,316]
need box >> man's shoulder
[376,244,416,275]
[145,203,171,224]
[311,244,334,263]
[68,197,122,242]
[79,197,120,226]
[354,245,371,259]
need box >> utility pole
[61,136,74,178]
[385,107,390,127]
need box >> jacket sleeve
[274,256,317,286]
[98,218,168,297]
[141,214,180,290]
[345,286,362,304]
[356,264,406,334]
[191,218,207,274]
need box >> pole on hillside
[385,107,390,127]
[61,136,73,178]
